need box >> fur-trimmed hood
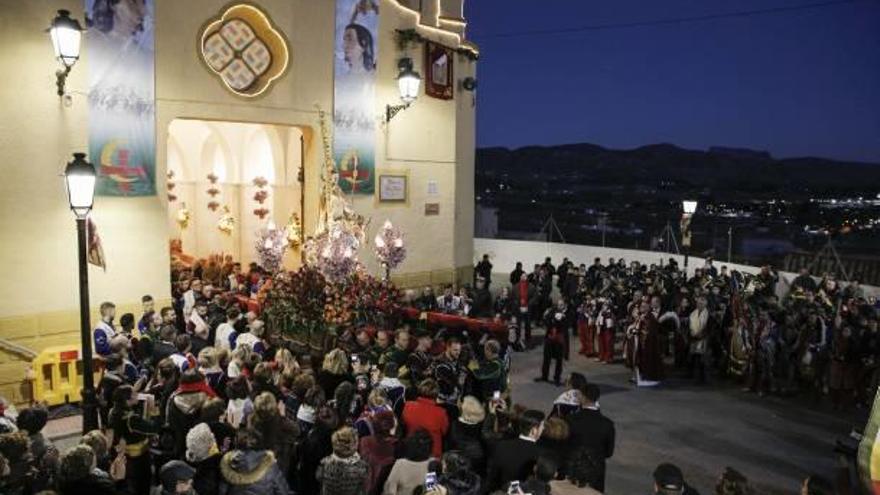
[220,450,275,486]
[172,391,208,416]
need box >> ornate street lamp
[681,200,698,273]
[48,9,84,97]
[63,153,100,433]
[386,57,421,122]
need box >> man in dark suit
[475,253,493,290]
[486,409,546,492]
[566,384,615,492]
[509,261,525,286]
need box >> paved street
[508,342,864,495]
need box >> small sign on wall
[427,180,439,196]
[425,203,440,216]
[378,174,408,203]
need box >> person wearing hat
[160,460,196,495]
[186,422,221,495]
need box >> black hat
[653,463,684,492]
[414,328,432,339]
[159,460,195,492]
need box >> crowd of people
[476,255,878,409]
[0,251,869,495]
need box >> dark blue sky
[464,0,880,163]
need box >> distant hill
[476,143,880,192]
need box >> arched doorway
[166,119,305,293]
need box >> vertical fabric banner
[85,0,156,196]
[333,0,379,195]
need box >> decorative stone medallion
[200,4,289,97]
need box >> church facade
[0,0,477,403]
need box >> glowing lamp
[64,152,96,219]
[682,200,698,215]
[49,9,83,68]
[387,58,421,122]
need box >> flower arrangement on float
[254,220,288,274]
[374,219,406,280]
[260,106,404,354]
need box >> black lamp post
[64,152,99,433]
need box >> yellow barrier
[31,346,102,406]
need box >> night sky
[464,0,880,163]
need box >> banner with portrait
[333,0,379,195]
[85,0,156,196]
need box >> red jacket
[402,397,449,458]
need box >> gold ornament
[218,205,235,235]
[286,212,302,248]
[176,203,192,230]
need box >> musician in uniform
[407,329,434,387]
[108,384,161,495]
[471,339,507,401]
[431,333,468,421]
[380,328,411,377]
[636,301,663,387]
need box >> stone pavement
[508,342,864,495]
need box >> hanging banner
[333,0,379,195]
[85,0,156,196]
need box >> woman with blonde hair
[317,426,369,495]
[274,348,300,383]
[198,347,226,398]
[445,395,487,475]
[247,392,299,477]
[318,348,354,398]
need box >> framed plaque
[377,173,408,203]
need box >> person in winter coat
[0,431,35,495]
[218,428,290,495]
[296,406,339,495]
[438,451,482,495]
[57,444,126,495]
[186,423,222,495]
[247,392,299,476]
[159,460,197,495]
[167,369,216,460]
[444,396,487,475]
[16,405,59,492]
[317,426,369,495]
[383,430,434,495]
[359,409,399,495]
[402,379,449,459]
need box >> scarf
[176,379,217,398]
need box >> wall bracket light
[48,9,84,97]
[386,57,421,122]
